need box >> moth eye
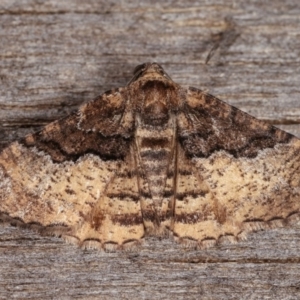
[133,63,147,76]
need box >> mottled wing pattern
[0,87,144,250]
[174,87,300,247]
[1,62,300,251]
[80,148,144,250]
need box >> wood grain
[1,0,300,299]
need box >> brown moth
[0,62,300,251]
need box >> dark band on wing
[175,212,209,224]
[111,213,143,226]
[142,209,173,223]
[176,190,208,201]
[180,88,293,159]
[106,192,140,202]
[21,114,133,163]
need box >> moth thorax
[137,80,173,126]
[142,101,169,126]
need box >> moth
[0,62,300,251]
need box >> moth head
[128,62,173,84]
[127,63,181,126]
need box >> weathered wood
[1,0,300,299]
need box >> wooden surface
[1,0,300,299]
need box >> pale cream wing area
[174,87,300,247]
[0,142,117,233]
[0,142,145,250]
